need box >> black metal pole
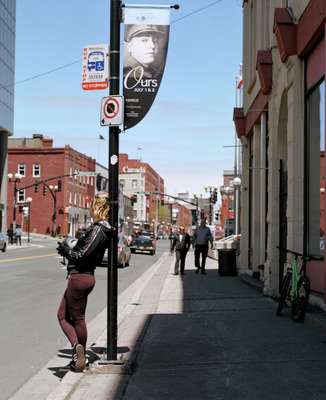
[13,182,17,232]
[28,204,30,243]
[107,0,121,361]
[209,189,212,225]
[52,192,57,237]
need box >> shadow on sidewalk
[108,255,326,400]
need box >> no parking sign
[100,95,124,126]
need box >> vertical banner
[123,6,171,130]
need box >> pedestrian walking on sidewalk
[193,218,213,275]
[14,226,22,246]
[172,226,191,275]
[56,193,111,372]
[7,225,14,245]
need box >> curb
[239,272,264,292]
[44,252,172,400]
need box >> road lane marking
[0,253,57,264]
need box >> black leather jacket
[61,220,111,273]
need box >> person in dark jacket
[172,226,191,275]
[56,193,111,372]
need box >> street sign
[82,44,109,90]
[100,95,124,126]
[74,171,97,177]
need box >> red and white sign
[100,96,124,126]
[82,44,109,91]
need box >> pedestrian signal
[34,183,39,193]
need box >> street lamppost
[49,184,59,237]
[204,185,218,225]
[232,177,242,235]
[25,197,32,243]
[168,198,174,226]
[193,194,199,226]
[7,172,22,232]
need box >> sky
[14,0,243,198]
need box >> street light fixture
[7,172,22,232]
[204,185,218,225]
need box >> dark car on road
[130,234,156,255]
[0,233,7,252]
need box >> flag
[123,6,171,130]
[99,134,105,140]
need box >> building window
[132,179,137,189]
[74,193,77,205]
[17,189,25,203]
[18,163,25,176]
[69,192,72,204]
[90,177,93,186]
[33,163,41,177]
[306,80,325,256]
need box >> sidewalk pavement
[31,252,326,399]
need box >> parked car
[102,234,131,268]
[130,234,156,255]
[0,233,7,252]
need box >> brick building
[119,154,164,227]
[219,170,235,236]
[8,135,95,236]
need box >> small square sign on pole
[100,95,124,127]
[82,44,109,90]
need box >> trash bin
[218,248,237,276]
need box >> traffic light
[131,194,137,206]
[161,199,164,206]
[215,212,220,221]
[18,205,23,213]
[57,180,62,192]
[96,174,102,191]
[211,189,218,203]
[34,183,39,193]
[43,184,47,196]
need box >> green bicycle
[276,247,322,322]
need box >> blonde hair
[91,193,110,221]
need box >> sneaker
[71,344,86,372]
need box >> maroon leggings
[57,273,95,348]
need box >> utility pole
[107,0,121,361]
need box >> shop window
[306,80,325,256]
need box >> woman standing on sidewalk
[56,193,111,372]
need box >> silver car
[102,235,131,268]
[0,233,7,252]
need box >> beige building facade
[235,0,326,303]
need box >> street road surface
[0,236,169,400]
